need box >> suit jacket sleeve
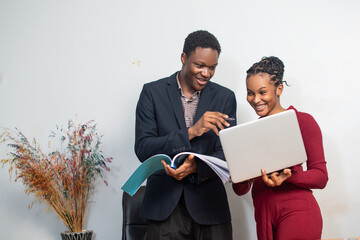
[135,83,192,162]
[195,91,237,183]
[135,78,237,185]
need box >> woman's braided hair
[246,56,287,86]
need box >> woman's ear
[276,84,284,97]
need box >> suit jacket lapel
[166,73,187,129]
[194,82,214,123]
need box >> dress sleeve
[232,180,252,196]
[286,113,328,189]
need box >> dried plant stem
[0,121,112,232]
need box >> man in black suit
[135,30,237,240]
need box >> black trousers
[146,194,233,240]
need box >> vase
[60,230,93,240]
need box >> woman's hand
[261,168,292,187]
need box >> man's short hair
[183,30,221,57]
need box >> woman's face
[246,73,283,117]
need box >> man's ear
[181,52,187,65]
[276,84,284,97]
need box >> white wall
[1,1,359,239]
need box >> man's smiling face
[180,47,219,95]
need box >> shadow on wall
[225,183,257,240]
[318,132,349,238]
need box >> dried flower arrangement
[0,120,112,232]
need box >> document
[121,152,230,196]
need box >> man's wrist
[188,127,196,140]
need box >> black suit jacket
[135,72,237,225]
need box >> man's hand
[261,168,292,187]
[188,111,231,140]
[162,155,197,181]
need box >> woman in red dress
[233,56,328,240]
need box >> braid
[246,56,286,86]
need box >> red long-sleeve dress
[232,106,328,240]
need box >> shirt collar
[176,72,201,100]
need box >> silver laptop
[219,110,306,183]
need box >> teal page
[121,154,171,196]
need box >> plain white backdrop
[1,1,359,239]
